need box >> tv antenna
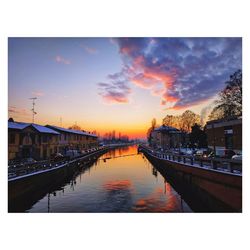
[29,97,37,123]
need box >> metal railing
[139,145,242,175]
[8,146,107,180]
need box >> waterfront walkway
[139,144,242,176]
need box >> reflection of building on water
[70,179,77,191]
[47,193,50,213]
[163,179,184,212]
[152,168,158,177]
[21,145,192,213]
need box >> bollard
[183,157,186,164]
[200,159,203,167]
[229,162,234,173]
[212,160,217,169]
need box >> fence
[139,145,242,174]
[8,146,107,179]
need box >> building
[46,125,98,153]
[8,120,99,161]
[8,121,60,160]
[150,125,182,150]
[205,117,242,154]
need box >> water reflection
[27,145,192,212]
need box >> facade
[8,121,99,161]
[150,125,182,150]
[8,121,60,160]
[205,117,242,154]
[46,125,98,153]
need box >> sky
[8,37,242,138]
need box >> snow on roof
[8,122,29,130]
[8,121,60,135]
[46,125,98,137]
[154,125,180,132]
[32,124,60,135]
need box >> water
[27,145,192,212]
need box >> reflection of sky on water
[28,145,192,212]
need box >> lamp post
[212,123,216,154]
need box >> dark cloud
[98,38,242,108]
[98,79,131,104]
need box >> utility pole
[60,117,62,127]
[29,97,37,123]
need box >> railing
[139,145,242,175]
[8,146,107,180]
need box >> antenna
[29,97,37,123]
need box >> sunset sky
[8,38,242,138]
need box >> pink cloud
[84,46,98,54]
[8,106,30,117]
[31,91,44,97]
[55,55,71,65]
[102,92,129,104]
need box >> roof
[46,125,98,137]
[206,116,242,125]
[8,122,29,130]
[8,122,60,135]
[32,124,60,134]
[206,117,242,129]
[154,125,180,133]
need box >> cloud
[55,55,71,65]
[98,67,132,104]
[111,37,242,109]
[85,46,98,54]
[31,91,44,97]
[81,44,98,54]
[98,79,131,104]
[8,106,30,117]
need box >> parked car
[185,149,194,155]
[20,158,37,164]
[194,149,212,158]
[208,149,236,159]
[51,153,65,162]
[232,154,242,161]
[65,150,81,159]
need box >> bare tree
[68,124,82,130]
[181,110,200,132]
[208,70,242,120]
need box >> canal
[21,145,193,212]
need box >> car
[232,154,242,161]
[185,149,194,155]
[208,149,236,159]
[51,153,65,162]
[194,149,212,158]
[65,150,80,159]
[20,157,37,164]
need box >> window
[9,133,15,144]
[42,135,48,143]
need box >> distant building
[8,121,60,160]
[205,117,242,154]
[150,125,182,149]
[46,125,98,153]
